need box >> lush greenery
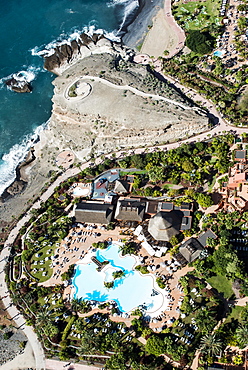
[61,264,75,281]
[161,55,248,125]
[112,270,125,279]
[135,265,149,274]
[186,30,214,55]
[173,0,222,32]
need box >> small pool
[213,50,225,57]
[72,243,165,313]
[73,186,90,197]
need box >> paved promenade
[46,359,103,370]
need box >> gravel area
[0,328,27,366]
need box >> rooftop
[235,149,246,160]
[115,198,146,222]
[148,210,183,241]
[74,201,114,224]
[179,238,204,263]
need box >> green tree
[70,298,82,315]
[145,335,166,356]
[182,160,194,172]
[186,30,214,55]
[197,193,213,208]
[199,333,222,357]
[236,324,248,348]
[105,352,127,370]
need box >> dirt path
[68,75,203,112]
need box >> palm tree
[236,324,248,348]
[199,333,222,357]
[70,298,82,315]
[36,309,53,326]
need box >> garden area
[208,275,234,299]
[172,0,222,32]
[161,54,248,125]
[6,133,248,368]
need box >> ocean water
[0,0,139,196]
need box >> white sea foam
[0,65,42,90]
[115,0,139,35]
[0,122,47,196]
[30,0,139,59]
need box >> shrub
[156,277,166,289]
[135,265,149,274]
[3,332,12,340]
[62,315,76,341]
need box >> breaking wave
[0,122,47,196]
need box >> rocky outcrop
[1,148,36,201]
[43,33,134,75]
[5,77,32,93]
[5,180,26,196]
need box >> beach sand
[123,0,185,58]
[140,9,181,58]
[122,0,164,49]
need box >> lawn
[120,170,148,176]
[30,242,57,282]
[225,305,244,324]
[208,275,234,299]
[172,0,222,31]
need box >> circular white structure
[66,80,92,100]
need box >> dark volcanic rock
[80,33,93,45]
[5,78,32,93]
[44,53,61,73]
[58,44,73,61]
[71,40,80,53]
[6,180,26,196]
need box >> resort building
[114,198,147,222]
[147,202,193,241]
[74,201,114,224]
[219,148,248,212]
[148,210,183,241]
[178,238,204,264]
[113,179,130,194]
[235,149,246,162]
[176,229,217,265]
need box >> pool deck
[40,224,193,328]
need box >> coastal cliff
[43,33,134,75]
[42,49,210,162]
[0,35,210,220]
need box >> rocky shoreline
[0,0,163,211]
[0,147,36,202]
[0,34,210,220]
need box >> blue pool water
[213,50,225,57]
[72,243,162,313]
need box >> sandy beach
[122,0,164,49]
[123,0,185,58]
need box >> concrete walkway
[46,359,103,370]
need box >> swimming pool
[72,186,91,197]
[213,50,225,57]
[72,243,165,314]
